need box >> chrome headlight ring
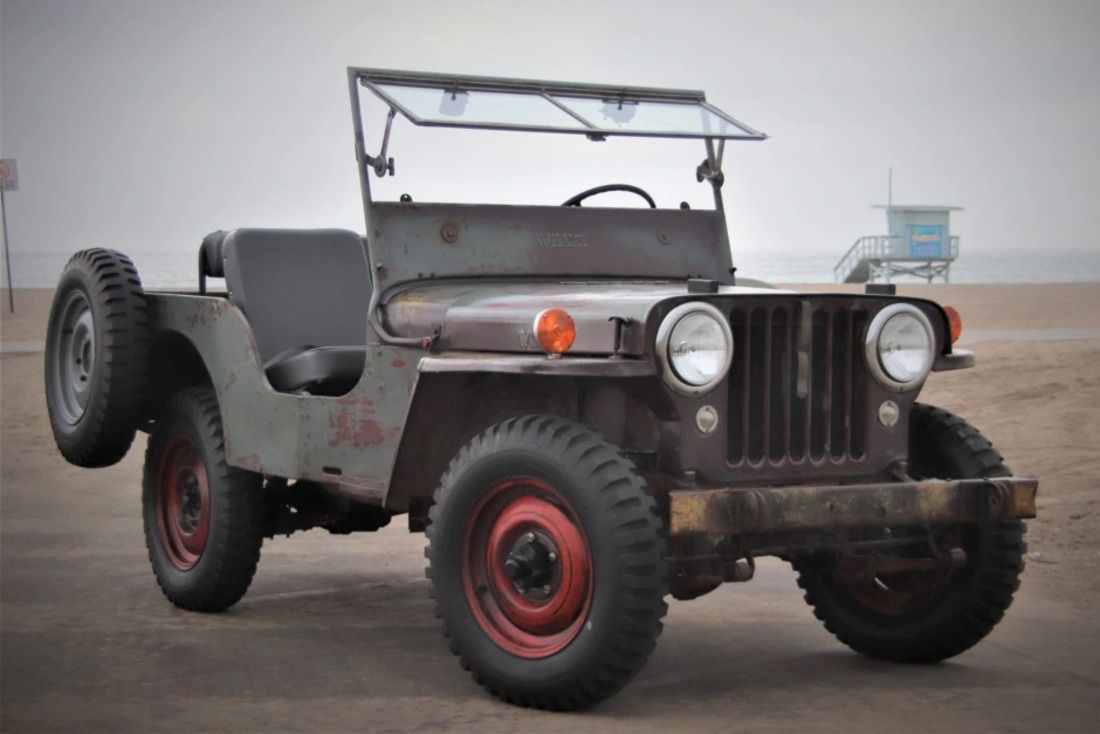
[655,302,734,396]
[864,304,935,391]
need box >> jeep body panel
[369,203,737,289]
[148,293,419,504]
[385,281,787,356]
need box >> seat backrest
[221,229,371,363]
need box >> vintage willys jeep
[45,69,1037,709]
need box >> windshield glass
[377,84,586,131]
[361,71,765,140]
[555,96,745,137]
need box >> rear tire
[426,415,667,709]
[793,404,1027,662]
[142,387,264,612]
[45,249,150,467]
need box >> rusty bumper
[669,477,1038,536]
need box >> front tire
[794,403,1027,662]
[142,387,264,612]
[426,415,667,709]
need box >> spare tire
[45,249,150,467]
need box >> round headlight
[656,303,733,394]
[865,305,935,390]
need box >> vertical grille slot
[850,309,869,458]
[830,309,850,459]
[809,309,829,460]
[728,300,868,468]
[746,308,767,462]
[767,308,788,462]
[727,309,746,464]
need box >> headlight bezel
[864,304,936,391]
[655,302,734,395]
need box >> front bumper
[670,476,1038,537]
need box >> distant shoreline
[4,247,1100,288]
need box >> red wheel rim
[462,477,593,659]
[834,527,962,615]
[154,434,210,571]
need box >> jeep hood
[382,281,789,356]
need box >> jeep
[44,68,1037,709]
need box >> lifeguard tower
[834,205,961,283]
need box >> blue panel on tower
[909,224,944,258]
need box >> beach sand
[2,283,1099,731]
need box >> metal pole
[1,189,13,313]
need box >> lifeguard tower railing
[835,234,959,284]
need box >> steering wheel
[562,184,657,208]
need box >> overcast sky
[1,0,1098,267]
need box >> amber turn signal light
[535,308,576,355]
[943,305,962,344]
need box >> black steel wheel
[426,415,667,709]
[793,403,1027,662]
[143,388,264,612]
[45,249,149,467]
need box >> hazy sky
[1,0,1098,270]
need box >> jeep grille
[727,303,869,466]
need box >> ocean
[3,247,1099,289]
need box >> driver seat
[210,228,372,396]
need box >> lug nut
[542,585,551,594]
[548,551,557,562]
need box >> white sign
[0,159,18,192]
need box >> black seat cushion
[264,346,366,396]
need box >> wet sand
[2,283,1099,732]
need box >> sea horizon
[3,246,1099,289]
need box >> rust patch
[328,403,386,449]
[440,220,460,244]
[236,453,263,471]
[244,340,261,367]
[223,371,237,391]
[391,354,408,369]
[357,419,386,447]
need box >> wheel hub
[176,473,204,534]
[154,434,211,571]
[503,531,559,597]
[48,291,96,425]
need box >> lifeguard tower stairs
[835,205,961,283]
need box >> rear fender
[147,294,420,503]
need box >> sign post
[0,158,18,313]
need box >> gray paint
[369,203,737,289]
[148,293,420,504]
